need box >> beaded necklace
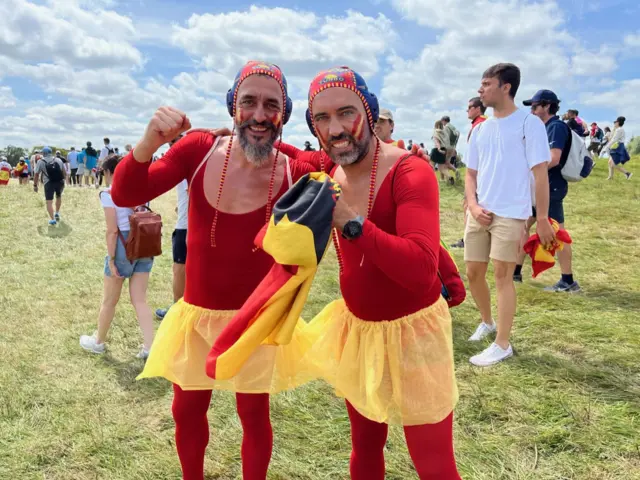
[332,138,381,274]
[209,132,281,248]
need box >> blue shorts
[104,230,154,278]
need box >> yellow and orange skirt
[299,296,458,426]
[138,299,311,393]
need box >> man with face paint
[110,61,320,480]
[299,67,461,479]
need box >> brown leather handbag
[118,206,163,261]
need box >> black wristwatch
[341,215,365,240]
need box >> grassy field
[1,160,639,480]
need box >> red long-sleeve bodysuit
[277,144,442,320]
[111,133,321,311]
[279,144,459,479]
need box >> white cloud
[172,7,396,87]
[380,0,633,153]
[0,86,16,108]
[571,48,617,76]
[0,0,142,69]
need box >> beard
[325,130,371,166]
[237,118,281,166]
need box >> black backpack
[45,159,64,182]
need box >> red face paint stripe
[351,113,364,142]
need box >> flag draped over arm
[206,172,341,380]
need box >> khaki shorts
[464,213,525,263]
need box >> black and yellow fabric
[206,172,341,380]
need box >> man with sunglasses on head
[517,90,580,292]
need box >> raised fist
[141,107,192,153]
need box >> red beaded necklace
[210,132,281,248]
[332,138,381,274]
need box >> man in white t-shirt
[464,63,555,367]
[156,134,188,319]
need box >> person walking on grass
[80,155,155,359]
[607,116,633,181]
[33,146,66,225]
[464,63,555,367]
[515,89,580,292]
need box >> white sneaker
[136,346,150,360]
[468,321,496,341]
[470,342,513,367]
[80,332,105,354]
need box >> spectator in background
[303,141,315,151]
[518,89,580,292]
[565,109,588,137]
[588,123,604,158]
[432,120,459,184]
[98,137,115,188]
[0,156,11,185]
[600,126,612,157]
[441,116,460,167]
[84,141,98,187]
[374,108,406,149]
[34,146,67,225]
[76,148,86,186]
[79,154,154,359]
[608,116,633,180]
[67,147,79,186]
[30,149,41,180]
[14,157,30,185]
[125,144,133,153]
[451,97,489,249]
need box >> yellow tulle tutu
[300,297,458,426]
[137,299,311,393]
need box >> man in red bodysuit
[110,61,322,480]
[298,67,461,479]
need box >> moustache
[238,118,278,133]
[327,132,355,145]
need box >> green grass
[1,160,639,479]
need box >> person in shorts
[464,63,554,367]
[515,89,580,292]
[33,146,66,225]
[79,154,155,359]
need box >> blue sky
[1,0,639,152]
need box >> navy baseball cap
[523,89,560,106]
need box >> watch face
[345,220,362,238]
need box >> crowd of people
[1,58,635,480]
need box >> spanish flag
[523,218,572,278]
[206,172,341,380]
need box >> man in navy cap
[518,89,580,292]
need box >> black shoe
[450,239,464,248]
[513,274,523,283]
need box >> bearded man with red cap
[298,67,461,479]
[110,61,322,480]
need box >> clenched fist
[134,107,192,163]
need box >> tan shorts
[464,213,525,263]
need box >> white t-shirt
[100,188,134,232]
[99,145,112,162]
[466,108,550,219]
[175,180,189,230]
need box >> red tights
[171,385,273,480]
[346,401,461,480]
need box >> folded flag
[523,218,572,278]
[206,172,341,380]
